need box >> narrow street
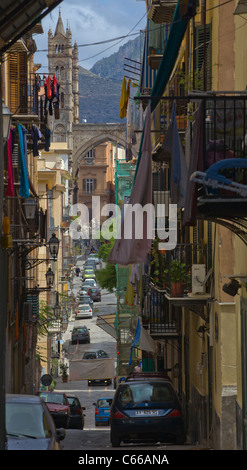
[54,263,205,451]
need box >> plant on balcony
[150,238,167,287]
[60,363,69,383]
[170,259,188,296]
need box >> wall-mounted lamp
[22,198,38,220]
[48,233,59,261]
[45,267,55,287]
[223,274,247,297]
[54,291,61,318]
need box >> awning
[150,1,189,111]
[0,0,63,54]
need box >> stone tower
[47,10,79,147]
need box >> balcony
[149,242,211,319]
[189,94,247,223]
[147,1,177,24]
[142,276,180,337]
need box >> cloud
[34,0,146,71]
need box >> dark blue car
[110,378,184,447]
[93,397,113,426]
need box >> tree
[95,235,116,292]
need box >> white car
[76,303,93,319]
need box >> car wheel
[111,432,121,447]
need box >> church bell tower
[47,10,79,147]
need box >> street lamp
[2,100,12,141]
[48,233,59,260]
[54,291,61,318]
[22,197,37,220]
[45,267,54,287]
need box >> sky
[34,0,147,73]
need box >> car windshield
[6,402,52,439]
[39,392,66,405]
[118,383,174,407]
[73,327,87,333]
[79,305,89,310]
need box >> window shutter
[194,23,212,91]
[8,52,19,113]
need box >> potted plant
[170,260,187,296]
[60,363,69,383]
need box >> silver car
[76,303,93,319]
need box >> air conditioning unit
[192,264,206,294]
[23,302,33,322]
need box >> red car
[38,391,70,428]
[88,287,101,302]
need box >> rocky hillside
[78,67,122,123]
[78,37,142,123]
[90,36,142,81]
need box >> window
[83,178,97,193]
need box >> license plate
[135,410,159,416]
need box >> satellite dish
[41,374,52,386]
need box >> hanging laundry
[31,124,42,157]
[44,126,52,151]
[53,75,57,94]
[18,123,30,198]
[120,76,128,119]
[6,127,14,197]
[46,75,52,99]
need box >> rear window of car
[40,392,67,405]
[118,383,174,406]
[73,327,87,333]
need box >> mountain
[78,37,142,124]
[78,67,123,123]
[90,36,142,82]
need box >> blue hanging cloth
[129,317,141,365]
[18,123,30,198]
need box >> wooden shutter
[8,52,19,113]
[8,51,27,114]
[194,23,212,91]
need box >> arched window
[60,66,65,80]
[55,66,59,79]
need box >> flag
[108,104,152,265]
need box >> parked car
[6,394,65,450]
[83,350,109,359]
[79,294,93,308]
[76,303,93,319]
[109,377,184,447]
[93,398,113,426]
[82,279,97,289]
[67,395,85,429]
[71,326,90,344]
[84,271,96,280]
[83,350,112,386]
[88,287,101,302]
[38,391,70,429]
